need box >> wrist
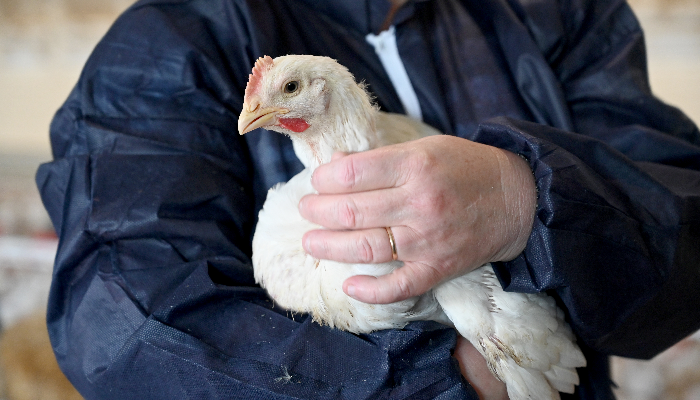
[491,148,537,262]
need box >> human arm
[298,0,700,361]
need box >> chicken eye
[284,80,299,94]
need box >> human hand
[298,135,536,304]
[454,336,509,400]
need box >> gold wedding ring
[385,227,398,261]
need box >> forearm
[472,116,700,357]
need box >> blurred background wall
[0,0,699,399]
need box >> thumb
[342,262,440,304]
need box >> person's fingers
[310,146,416,194]
[342,261,441,303]
[302,227,397,264]
[453,336,509,400]
[298,188,408,230]
[330,151,349,162]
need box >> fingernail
[302,235,310,253]
[346,284,356,297]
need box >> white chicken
[238,55,586,400]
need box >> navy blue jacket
[37,0,700,398]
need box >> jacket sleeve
[36,2,474,399]
[475,0,700,359]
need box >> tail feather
[435,264,586,400]
[544,364,579,394]
[500,359,560,400]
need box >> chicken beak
[238,103,289,135]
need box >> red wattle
[278,118,310,133]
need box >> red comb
[244,55,274,101]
